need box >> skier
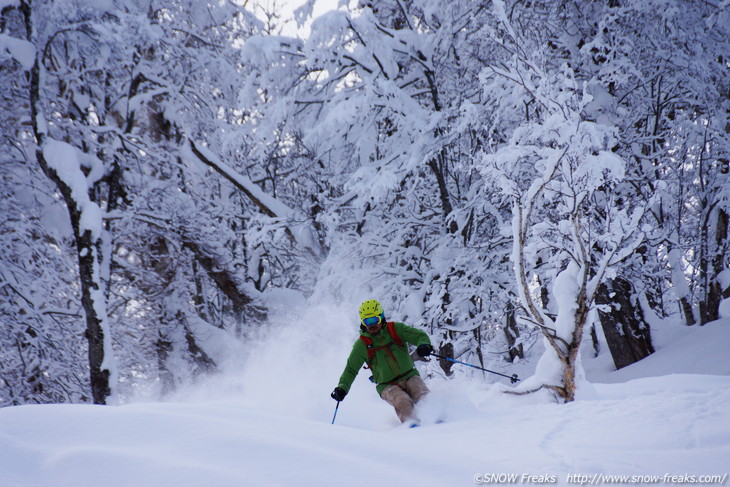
[330,299,434,425]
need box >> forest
[1,0,728,406]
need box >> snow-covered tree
[477,0,650,401]
[1,0,727,407]
[1,0,274,402]
[575,0,730,328]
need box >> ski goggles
[362,315,382,327]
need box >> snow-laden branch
[184,139,324,258]
[36,139,118,405]
[0,33,36,70]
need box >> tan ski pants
[380,375,429,423]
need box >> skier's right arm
[334,340,367,398]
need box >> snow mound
[588,319,730,383]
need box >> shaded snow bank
[586,318,730,383]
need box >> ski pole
[431,352,520,384]
[332,401,340,425]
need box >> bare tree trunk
[503,301,524,361]
[179,312,217,374]
[26,9,112,403]
[589,324,600,358]
[156,325,175,396]
[560,286,591,403]
[181,236,266,322]
[700,205,728,324]
[427,150,457,234]
[437,342,454,376]
[595,278,654,369]
[77,230,112,404]
[33,158,112,404]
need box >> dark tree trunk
[503,301,524,361]
[156,327,175,396]
[77,230,112,404]
[438,342,454,376]
[179,312,217,373]
[700,206,729,324]
[679,295,696,326]
[34,153,111,404]
[589,324,600,357]
[181,236,266,322]
[26,12,112,403]
[427,150,457,234]
[595,278,655,370]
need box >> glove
[331,387,347,402]
[416,344,434,357]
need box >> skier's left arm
[394,322,433,355]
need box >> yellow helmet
[359,299,384,321]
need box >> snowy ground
[1,306,729,487]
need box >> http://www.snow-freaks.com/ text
[473,472,728,485]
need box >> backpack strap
[386,321,403,348]
[359,335,375,365]
[359,322,404,369]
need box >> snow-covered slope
[1,316,729,487]
[1,375,728,487]
[586,319,730,383]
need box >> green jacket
[337,321,431,396]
